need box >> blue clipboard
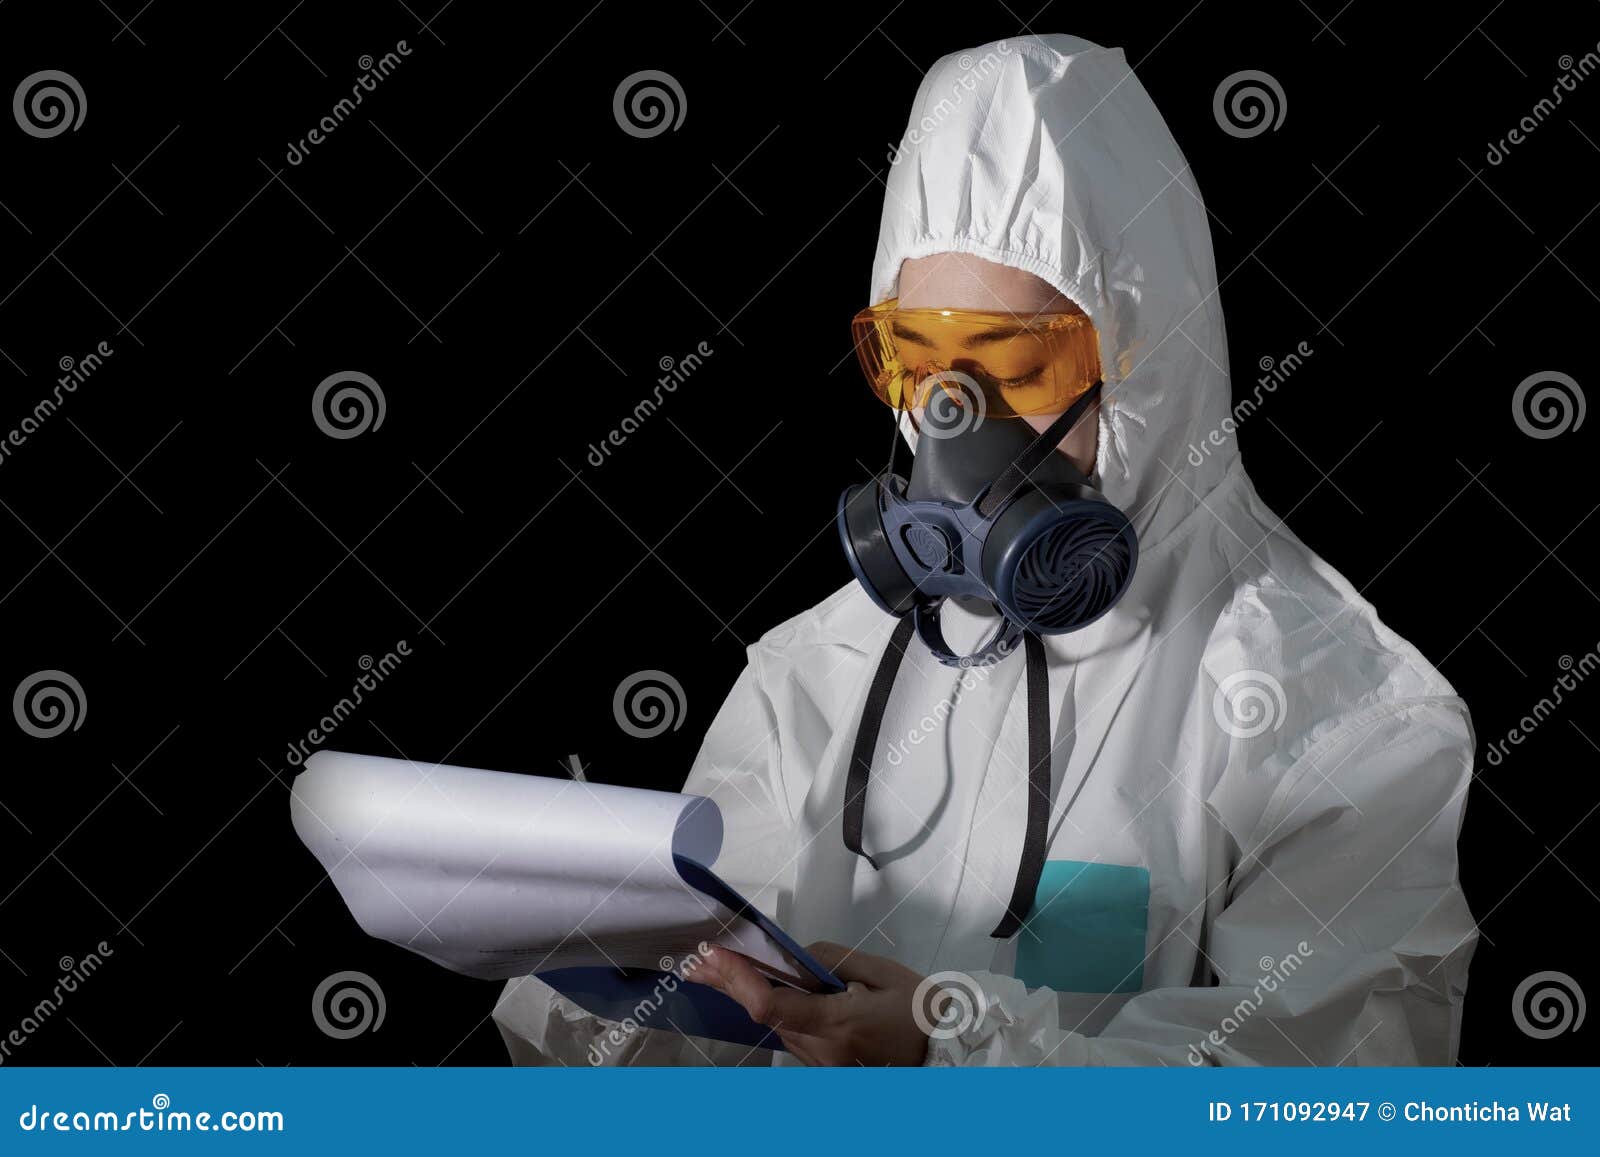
[537,855,845,1051]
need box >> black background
[1,0,1595,1066]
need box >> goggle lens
[850,299,1101,417]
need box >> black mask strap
[988,631,1052,939]
[842,615,917,870]
[977,381,1102,519]
[843,618,1055,940]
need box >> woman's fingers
[802,941,853,972]
[685,946,839,1035]
[775,1029,833,1067]
[804,940,913,989]
[683,946,772,1018]
[683,944,929,1065]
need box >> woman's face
[896,252,1098,476]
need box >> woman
[495,33,1475,1066]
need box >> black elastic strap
[977,381,1102,519]
[883,405,907,478]
[988,631,1053,939]
[842,615,916,869]
[842,618,1056,940]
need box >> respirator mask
[836,298,1139,666]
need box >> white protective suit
[496,34,1477,1066]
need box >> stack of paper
[290,751,840,1048]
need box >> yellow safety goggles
[850,299,1101,417]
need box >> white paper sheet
[290,751,801,982]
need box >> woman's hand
[684,941,931,1066]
